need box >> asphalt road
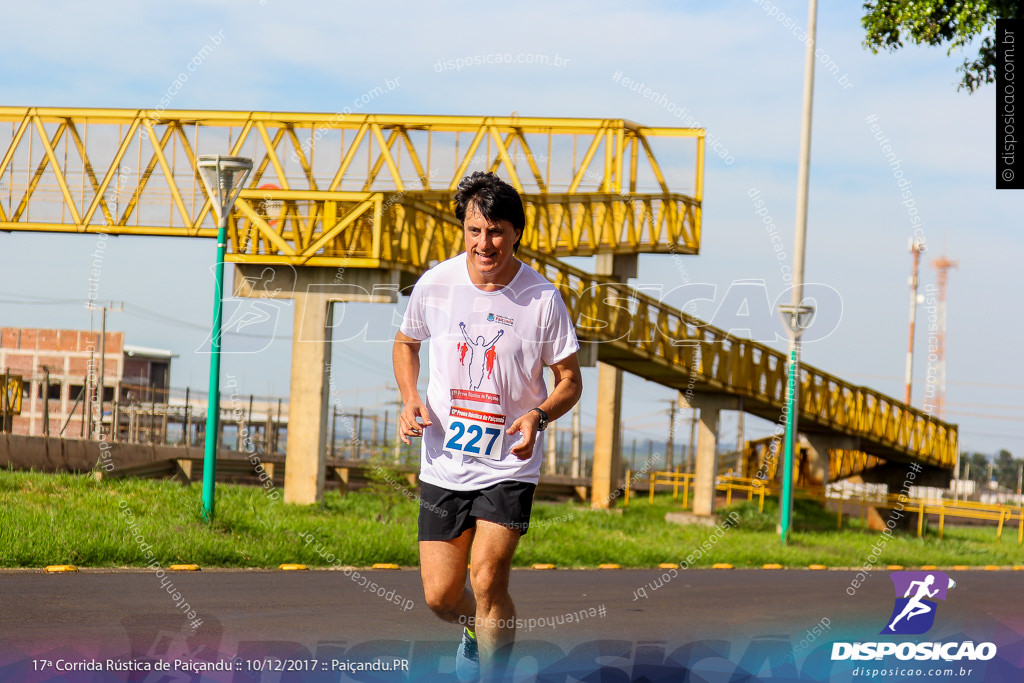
[2,568,1021,682]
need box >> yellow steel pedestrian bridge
[0,107,957,500]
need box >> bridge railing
[520,254,957,468]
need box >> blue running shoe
[455,627,479,682]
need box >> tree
[959,451,990,491]
[994,449,1020,489]
[862,1,1024,92]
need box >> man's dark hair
[453,171,526,253]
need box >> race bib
[444,406,505,460]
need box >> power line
[944,401,1024,411]
[842,371,1024,391]
[943,411,1024,422]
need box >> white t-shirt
[399,253,579,490]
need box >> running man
[459,322,503,390]
[888,574,938,631]
[393,171,582,681]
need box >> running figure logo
[882,571,956,635]
[458,322,502,390]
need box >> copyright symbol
[1002,168,1014,182]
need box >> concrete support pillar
[587,253,635,509]
[590,362,623,509]
[234,264,400,505]
[681,393,736,516]
[284,288,333,504]
[803,434,860,489]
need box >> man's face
[463,201,521,285]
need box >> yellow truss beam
[0,187,700,260]
[0,108,702,253]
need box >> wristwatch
[531,407,549,431]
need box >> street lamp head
[777,303,816,339]
[197,154,253,224]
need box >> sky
[0,0,1020,462]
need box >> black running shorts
[417,480,537,541]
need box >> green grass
[0,469,1021,569]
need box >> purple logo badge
[881,571,956,635]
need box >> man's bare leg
[469,520,521,681]
[419,528,476,624]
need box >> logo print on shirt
[486,312,515,327]
[459,321,502,391]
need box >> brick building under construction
[0,327,172,439]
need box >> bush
[717,501,776,531]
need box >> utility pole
[85,347,94,438]
[545,420,558,474]
[1,370,8,433]
[184,387,191,446]
[330,406,337,459]
[664,398,677,471]
[736,396,745,462]
[392,386,404,463]
[275,397,283,454]
[905,238,925,404]
[545,373,558,474]
[41,368,50,438]
[571,402,582,479]
[1017,463,1022,509]
[356,407,364,459]
[87,301,123,440]
[688,408,698,473]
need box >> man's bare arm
[393,331,432,444]
[507,352,583,459]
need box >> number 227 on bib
[444,407,506,460]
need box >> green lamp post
[196,154,252,522]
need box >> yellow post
[683,474,690,509]
[939,505,945,540]
[837,498,843,530]
[997,508,1004,542]
[917,504,924,538]
[649,473,657,504]
[624,469,631,507]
